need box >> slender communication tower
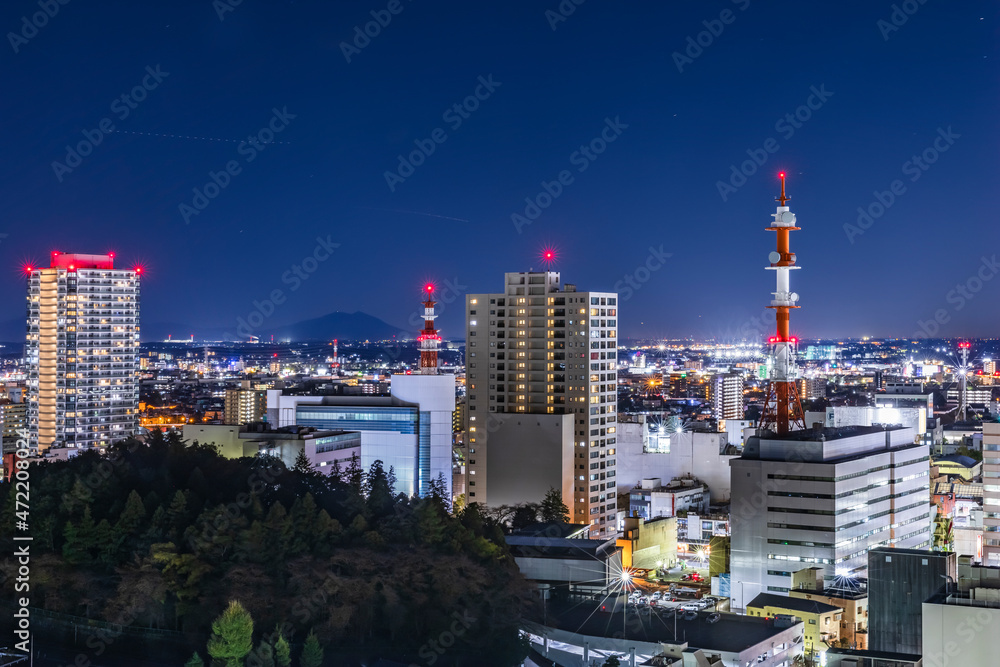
[958,341,971,421]
[418,284,441,374]
[758,172,806,435]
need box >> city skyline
[1,2,996,341]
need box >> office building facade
[26,252,140,452]
[730,425,932,611]
[984,422,1000,566]
[267,372,455,499]
[465,271,619,538]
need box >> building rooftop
[547,604,801,654]
[932,454,979,468]
[747,593,841,615]
[762,424,902,442]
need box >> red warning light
[959,341,971,349]
[108,252,115,258]
[68,264,75,271]
[789,336,798,344]
[424,283,434,294]
[24,265,33,274]
[134,266,144,274]
[778,171,786,179]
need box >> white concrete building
[266,372,455,499]
[730,425,932,611]
[617,416,738,502]
[922,558,1000,667]
[628,477,708,520]
[26,252,140,452]
[709,372,744,421]
[465,271,619,538]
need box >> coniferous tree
[345,453,363,494]
[184,652,205,667]
[206,600,254,667]
[538,487,569,524]
[299,630,324,667]
[274,629,291,667]
[292,449,316,476]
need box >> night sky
[2,0,997,342]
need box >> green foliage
[0,438,529,666]
[274,630,291,667]
[207,600,254,666]
[538,487,569,523]
[603,657,621,667]
[300,630,323,667]
[184,652,205,667]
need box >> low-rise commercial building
[747,592,842,655]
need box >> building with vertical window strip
[464,271,619,539]
[25,252,140,452]
[266,372,454,499]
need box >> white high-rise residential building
[465,271,619,538]
[709,372,744,421]
[730,425,932,611]
[26,252,140,452]
[983,422,1000,566]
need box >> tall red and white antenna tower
[758,172,806,435]
[418,284,441,374]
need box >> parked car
[679,603,700,612]
[638,596,649,605]
[694,598,712,609]
[706,612,721,624]
[682,610,699,621]
[651,591,662,600]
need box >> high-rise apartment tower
[465,271,619,538]
[26,252,140,452]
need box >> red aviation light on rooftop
[959,341,971,349]
[23,265,33,274]
[424,283,435,294]
[134,265,144,275]
[540,247,557,265]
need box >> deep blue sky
[2,0,997,341]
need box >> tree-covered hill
[0,430,531,666]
